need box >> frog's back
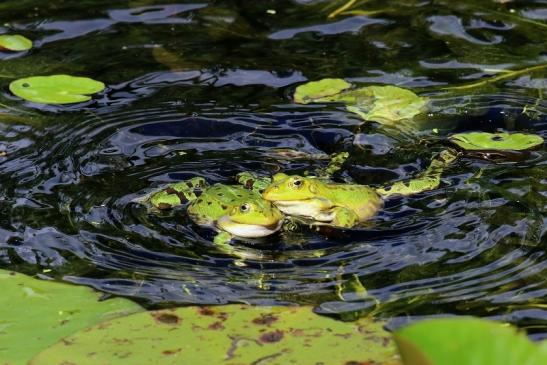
[187,184,254,224]
[324,183,383,221]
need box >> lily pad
[0,34,32,51]
[9,75,105,104]
[0,269,142,365]
[294,78,352,104]
[31,305,401,365]
[394,317,547,365]
[294,78,427,125]
[449,132,544,151]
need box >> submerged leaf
[9,75,105,104]
[449,132,544,151]
[31,305,401,365]
[0,34,32,51]
[0,269,142,365]
[339,86,427,124]
[294,78,427,125]
[394,317,547,365]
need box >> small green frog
[145,177,283,247]
[262,149,458,228]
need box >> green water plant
[30,304,400,365]
[9,75,105,104]
[0,34,32,51]
[449,132,544,151]
[0,269,142,365]
[294,78,427,126]
[394,317,547,365]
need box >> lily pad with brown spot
[31,305,401,365]
[9,75,105,104]
[448,132,544,151]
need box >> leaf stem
[442,63,547,91]
[328,0,357,19]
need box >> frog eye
[291,178,303,189]
[239,203,251,213]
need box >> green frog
[143,177,283,247]
[262,149,458,228]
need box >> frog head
[217,198,283,238]
[262,173,320,201]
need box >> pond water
[0,0,546,339]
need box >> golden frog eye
[291,178,303,189]
[240,203,251,213]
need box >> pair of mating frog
[140,149,456,249]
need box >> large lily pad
[449,132,544,151]
[9,75,105,104]
[31,305,401,365]
[0,270,142,365]
[0,34,32,51]
[394,317,547,365]
[294,78,427,125]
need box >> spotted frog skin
[147,177,283,245]
[262,149,457,228]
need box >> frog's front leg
[213,232,260,265]
[330,207,360,228]
[149,177,207,210]
[235,172,271,193]
[213,231,233,248]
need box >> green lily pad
[394,317,547,365]
[294,78,427,125]
[449,132,544,151]
[294,78,352,104]
[31,305,401,365]
[9,75,105,104]
[0,270,142,365]
[0,34,32,51]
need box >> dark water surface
[1,0,546,338]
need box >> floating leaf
[9,75,105,104]
[343,86,427,124]
[449,132,544,151]
[294,78,427,125]
[0,269,142,365]
[394,317,547,365]
[0,34,32,51]
[294,78,351,104]
[31,305,401,365]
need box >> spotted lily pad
[294,78,427,125]
[0,34,32,51]
[449,132,544,151]
[9,75,105,104]
[0,269,142,365]
[31,305,401,365]
[394,317,547,365]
